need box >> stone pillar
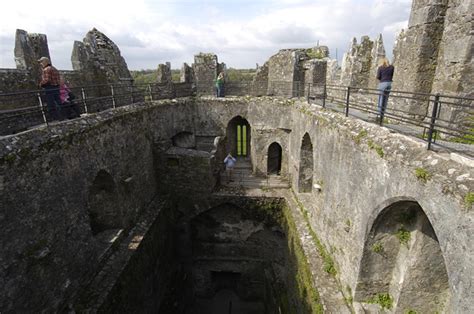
[368,34,386,90]
[192,53,219,95]
[14,29,50,81]
[267,49,306,97]
[157,62,172,84]
[392,0,449,118]
[180,63,193,83]
[251,62,269,96]
[303,59,327,98]
[430,0,473,130]
[325,59,340,85]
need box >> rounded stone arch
[354,199,451,313]
[226,116,251,157]
[267,142,282,175]
[298,132,313,193]
[87,169,122,235]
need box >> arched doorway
[267,142,282,175]
[354,200,451,312]
[226,116,250,157]
[298,133,313,193]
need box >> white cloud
[0,0,410,70]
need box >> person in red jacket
[38,56,63,121]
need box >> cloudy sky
[0,0,411,70]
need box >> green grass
[371,242,384,254]
[415,167,431,183]
[367,293,393,310]
[465,192,474,208]
[396,228,411,246]
[354,130,368,144]
[367,139,384,158]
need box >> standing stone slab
[14,29,50,81]
[180,62,193,83]
[71,28,132,85]
[157,62,172,84]
[267,49,307,97]
[340,36,374,88]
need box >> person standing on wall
[216,72,225,97]
[376,57,394,121]
[38,57,63,121]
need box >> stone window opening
[298,133,313,193]
[354,200,451,313]
[267,142,282,175]
[87,169,122,235]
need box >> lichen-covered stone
[340,36,374,88]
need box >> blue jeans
[216,85,224,97]
[377,81,392,116]
[44,85,63,120]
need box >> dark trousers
[216,85,224,97]
[44,85,63,120]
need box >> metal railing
[1,80,472,157]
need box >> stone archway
[354,200,451,313]
[298,133,313,193]
[226,116,251,157]
[267,142,282,175]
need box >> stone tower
[192,53,220,95]
[392,0,449,118]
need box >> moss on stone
[465,192,474,208]
[293,193,337,277]
[282,203,324,313]
[396,228,411,246]
[354,130,368,144]
[415,167,431,183]
[366,293,393,310]
[371,242,384,254]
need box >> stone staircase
[220,158,289,189]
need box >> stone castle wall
[0,97,472,312]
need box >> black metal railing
[1,80,472,157]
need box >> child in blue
[224,153,236,182]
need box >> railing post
[148,84,153,101]
[110,85,116,109]
[37,92,48,125]
[322,83,327,109]
[306,83,311,103]
[81,88,89,114]
[427,93,440,150]
[345,86,351,117]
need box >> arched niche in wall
[172,131,196,149]
[354,200,451,313]
[226,116,251,158]
[87,169,122,235]
[298,133,313,193]
[267,142,282,175]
